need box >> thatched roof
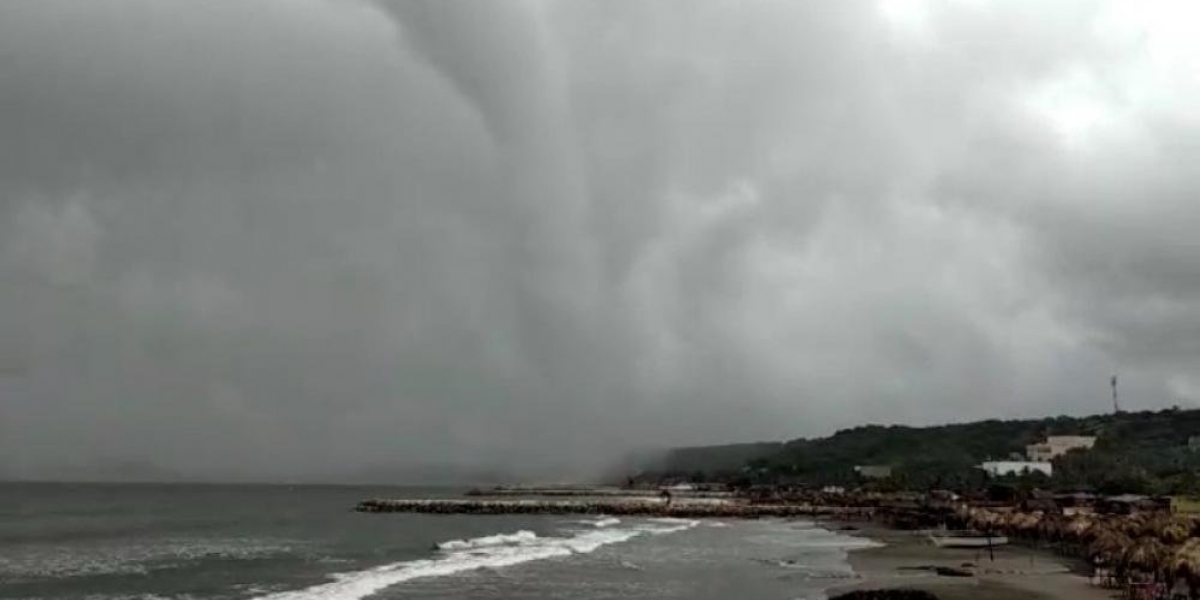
[1124,536,1168,573]
[1171,538,1200,579]
[1065,516,1093,537]
[1088,529,1133,563]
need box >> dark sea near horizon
[0,483,875,600]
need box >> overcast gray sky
[1,0,1198,481]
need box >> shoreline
[823,520,1114,600]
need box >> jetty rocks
[355,498,875,519]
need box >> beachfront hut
[1098,494,1170,516]
[1055,492,1098,516]
[1020,489,1061,514]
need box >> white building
[979,461,1053,477]
[1025,436,1096,461]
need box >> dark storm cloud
[1,0,1197,481]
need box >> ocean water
[0,483,875,600]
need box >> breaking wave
[252,520,696,600]
[436,530,538,550]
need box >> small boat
[929,530,1008,548]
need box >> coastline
[824,520,1115,600]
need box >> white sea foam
[436,530,538,550]
[591,517,621,528]
[790,536,884,550]
[642,518,701,533]
[560,527,642,553]
[647,517,698,525]
[253,520,696,600]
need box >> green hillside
[653,407,1200,494]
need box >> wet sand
[827,522,1116,600]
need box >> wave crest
[253,520,696,600]
[436,530,537,550]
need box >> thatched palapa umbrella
[1015,512,1042,534]
[1171,539,1200,581]
[1123,536,1168,581]
[1159,518,1191,546]
[1088,530,1132,566]
[1065,516,1093,540]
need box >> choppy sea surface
[0,483,875,600]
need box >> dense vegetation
[649,407,1200,495]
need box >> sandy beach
[828,521,1117,600]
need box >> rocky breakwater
[465,486,734,499]
[355,498,875,518]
